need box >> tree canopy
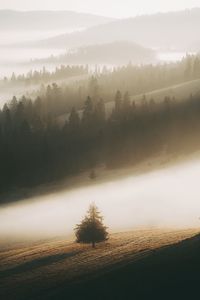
[75,204,108,248]
[1,56,200,199]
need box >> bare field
[0,228,199,300]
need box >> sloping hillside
[0,10,113,32]
[32,8,200,50]
[106,77,200,113]
[57,78,200,125]
[70,229,200,300]
[0,228,198,300]
[41,41,155,65]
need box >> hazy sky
[0,0,199,18]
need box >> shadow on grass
[0,250,82,278]
[50,233,200,300]
[2,234,200,300]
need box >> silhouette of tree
[114,90,122,116]
[75,204,108,248]
[82,96,95,130]
[88,76,99,100]
[89,170,97,180]
[69,107,80,131]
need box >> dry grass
[0,228,199,299]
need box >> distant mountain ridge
[36,41,155,65]
[0,10,114,31]
[31,8,200,51]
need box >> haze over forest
[0,2,200,220]
[1,3,200,299]
[26,8,200,51]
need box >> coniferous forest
[2,5,200,300]
[0,55,200,197]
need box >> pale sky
[0,0,199,18]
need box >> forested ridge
[0,65,88,88]
[1,55,200,197]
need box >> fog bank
[0,159,200,242]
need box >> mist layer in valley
[0,6,200,244]
[0,10,199,111]
[1,5,200,300]
[0,158,200,245]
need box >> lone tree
[75,203,108,248]
[89,169,97,180]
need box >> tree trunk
[92,241,95,248]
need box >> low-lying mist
[0,158,200,243]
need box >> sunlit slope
[132,78,200,102]
[70,229,200,300]
[0,228,198,300]
[58,78,200,123]
[105,78,200,115]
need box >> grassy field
[0,228,199,300]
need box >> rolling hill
[0,10,114,32]
[31,8,200,50]
[36,41,156,65]
[57,78,200,125]
[0,228,199,300]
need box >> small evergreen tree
[89,169,97,180]
[75,204,108,248]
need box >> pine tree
[115,90,122,114]
[75,204,108,248]
[69,107,80,130]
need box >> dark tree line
[1,54,200,198]
[26,55,200,119]
[21,55,200,120]
[1,87,200,198]
[3,54,200,125]
[0,65,88,88]
[96,55,200,97]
